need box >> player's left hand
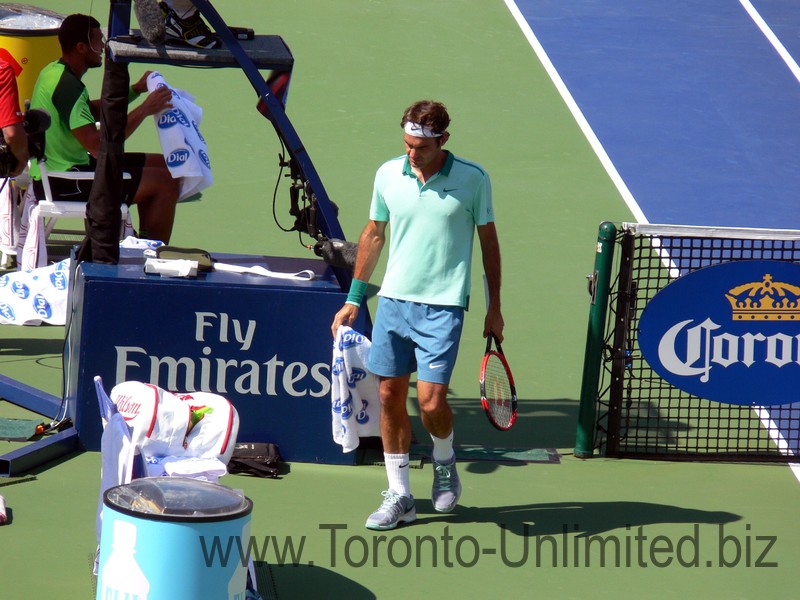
[484,305,505,343]
[131,71,154,95]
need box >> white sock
[384,453,411,497]
[431,430,455,463]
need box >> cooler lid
[0,4,64,33]
[104,477,252,522]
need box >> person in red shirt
[0,57,28,178]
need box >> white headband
[404,121,442,138]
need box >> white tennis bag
[110,381,239,465]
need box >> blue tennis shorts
[368,297,465,384]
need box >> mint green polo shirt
[369,151,494,309]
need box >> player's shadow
[412,500,741,538]
[255,561,376,600]
[409,396,579,455]
[0,337,65,357]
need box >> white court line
[754,407,800,481]
[505,0,800,483]
[740,0,800,84]
[503,0,648,224]
[739,1,800,482]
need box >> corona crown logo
[725,274,800,321]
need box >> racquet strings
[483,353,513,426]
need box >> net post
[574,221,617,458]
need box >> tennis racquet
[479,333,518,431]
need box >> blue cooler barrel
[97,478,253,600]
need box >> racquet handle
[486,332,504,355]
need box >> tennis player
[331,99,504,530]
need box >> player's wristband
[346,278,368,307]
[128,86,142,103]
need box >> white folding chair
[36,157,130,239]
[17,157,133,269]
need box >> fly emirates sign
[113,311,331,399]
[637,260,800,406]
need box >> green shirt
[370,151,494,309]
[29,60,95,179]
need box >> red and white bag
[110,381,239,464]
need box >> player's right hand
[141,85,173,116]
[331,304,359,338]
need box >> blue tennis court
[508,0,800,464]
[509,0,800,229]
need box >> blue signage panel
[638,260,800,406]
[67,253,368,464]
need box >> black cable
[268,137,321,252]
[271,138,294,233]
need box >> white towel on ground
[331,326,381,452]
[147,71,213,201]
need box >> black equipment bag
[228,442,281,478]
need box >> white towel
[331,326,381,452]
[0,257,69,325]
[96,412,135,544]
[0,178,18,257]
[144,455,228,482]
[147,71,213,201]
[16,186,44,271]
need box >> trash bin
[97,477,254,600]
[0,4,64,109]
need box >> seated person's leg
[160,0,221,49]
[122,152,179,244]
[31,153,179,244]
[31,164,95,201]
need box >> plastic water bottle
[97,520,150,600]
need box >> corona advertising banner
[638,260,800,406]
